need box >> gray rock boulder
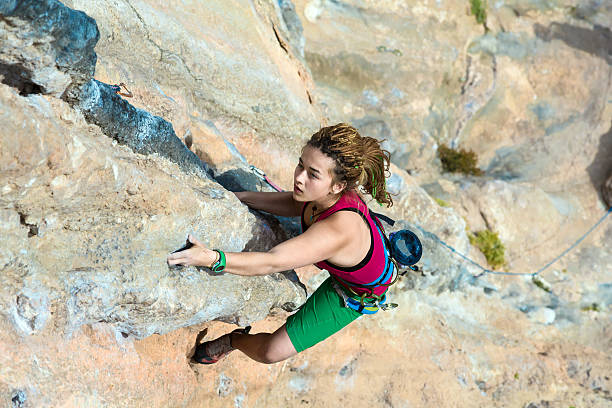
[0,0,99,96]
[1,0,215,181]
[75,79,215,180]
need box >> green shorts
[286,277,362,353]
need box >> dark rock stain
[534,23,612,65]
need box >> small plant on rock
[434,197,450,207]
[580,303,600,312]
[438,144,483,176]
[470,0,487,26]
[469,229,505,269]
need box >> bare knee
[232,325,296,364]
[258,341,285,364]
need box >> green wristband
[211,249,226,273]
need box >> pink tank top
[301,190,392,297]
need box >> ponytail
[358,137,392,207]
[306,123,393,207]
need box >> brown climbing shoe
[192,326,251,364]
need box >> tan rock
[69,0,321,183]
[2,1,611,407]
[0,83,305,341]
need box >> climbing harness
[110,82,133,98]
[329,207,422,314]
[332,279,396,314]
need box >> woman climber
[167,123,395,364]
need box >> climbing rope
[415,207,611,278]
[249,165,284,192]
[252,164,611,279]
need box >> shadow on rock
[586,122,612,205]
[215,168,262,192]
[534,23,612,65]
[215,167,302,238]
[187,327,208,365]
[0,62,43,95]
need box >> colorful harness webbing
[330,209,400,313]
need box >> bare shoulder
[320,210,364,233]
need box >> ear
[331,180,346,195]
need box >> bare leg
[231,323,297,364]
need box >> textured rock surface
[1,0,611,407]
[67,0,321,187]
[0,83,305,340]
[0,0,99,96]
[75,79,214,179]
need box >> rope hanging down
[415,206,611,278]
[250,165,611,279]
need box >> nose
[295,166,306,185]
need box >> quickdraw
[110,82,133,98]
[249,165,284,192]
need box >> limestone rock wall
[1,0,611,407]
[65,0,322,187]
[0,82,305,339]
[294,0,612,267]
[0,0,98,96]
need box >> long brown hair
[306,123,393,207]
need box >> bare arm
[167,214,350,275]
[234,191,302,217]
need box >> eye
[309,172,319,179]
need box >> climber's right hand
[167,234,217,267]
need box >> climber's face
[293,145,344,203]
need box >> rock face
[0,83,305,339]
[0,0,99,96]
[1,0,611,407]
[68,0,321,187]
[75,79,214,179]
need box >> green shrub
[434,197,450,207]
[438,144,483,176]
[581,303,600,312]
[470,0,487,25]
[469,229,505,269]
